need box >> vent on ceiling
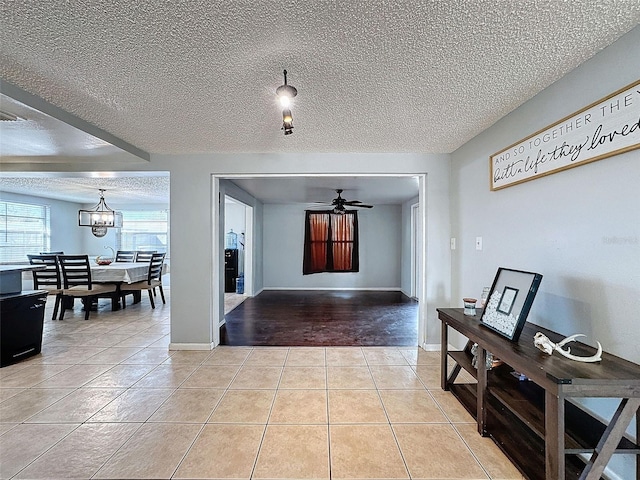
[0,110,23,121]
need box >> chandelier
[78,189,123,237]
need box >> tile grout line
[369,346,413,480]
[324,347,333,480]
[171,346,255,479]
[247,346,288,480]
[94,343,212,479]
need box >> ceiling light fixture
[78,189,123,238]
[0,110,21,122]
[276,69,297,135]
[333,204,346,215]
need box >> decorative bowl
[95,256,113,265]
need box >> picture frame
[496,286,519,315]
[480,267,543,341]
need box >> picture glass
[497,287,518,315]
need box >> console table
[438,307,640,480]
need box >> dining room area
[0,175,171,366]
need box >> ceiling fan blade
[355,204,373,208]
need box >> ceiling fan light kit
[276,69,297,135]
[314,189,374,214]
[78,188,123,237]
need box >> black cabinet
[225,249,243,293]
[1,290,47,367]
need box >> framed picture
[480,267,543,341]
[496,286,518,315]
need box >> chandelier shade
[78,189,122,234]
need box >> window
[303,210,359,274]
[118,210,169,256]
[0,201,50,263]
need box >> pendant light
[276,69,297,135]
[78,189,123,237]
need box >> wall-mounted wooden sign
[490,79,640,191]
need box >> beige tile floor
[0,290,524,479]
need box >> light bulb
[279,95,291,108]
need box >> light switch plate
[476,237,483,250]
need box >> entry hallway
[0,291,523,479]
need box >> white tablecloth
[90,262,151,284]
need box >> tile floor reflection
[0,290,524,479]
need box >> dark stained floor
[221,290,418,346]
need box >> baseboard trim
[169,342,214,351]
[262,287,403,292]
[421,343,442,352]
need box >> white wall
[450,26,640,480]
[401,196,419,296]
[263,204,402,289]
[1,143,452,349]
[220,179,265,294]
[224,201,246,244]
[451,25,640,362]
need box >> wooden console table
[438,307,640,480]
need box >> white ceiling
[1,1,639,156]
[0,173,417,206]
[228,176,419,205]
[0,172,170,205]
[0,1,638,205]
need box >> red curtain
[331,213,354,270]
[309,213,329,271]
[303,211,359,274]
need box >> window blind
[0,201,50,263]
[118,210,169,257]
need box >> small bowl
[95,257,113,265]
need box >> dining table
[90,261,155,284]
[88,261,168,309]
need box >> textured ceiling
[229,176,419,205]
[0,93,144,161]
[1,0,639,155]
[0,173,418,206]
[0,173,169,205]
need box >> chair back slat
[135,251,157,263]
[115,250,136,262]
[147,253,166,284]
[27,254,62,289]
[58,255,93,289]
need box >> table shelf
[439,307,640,480]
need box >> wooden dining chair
[27,254,63,320]
[134,251,157,262]
[115,250,136,262]
[121,253,166,308]
[58,255,117,320]
[135,250,159,296]
[39,251,64,255]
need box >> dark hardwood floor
[220,290,418,346]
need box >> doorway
[224,195,252,314]
[411,202,420,299]
[213,174,427,348]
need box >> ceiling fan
[313,189,374,214]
